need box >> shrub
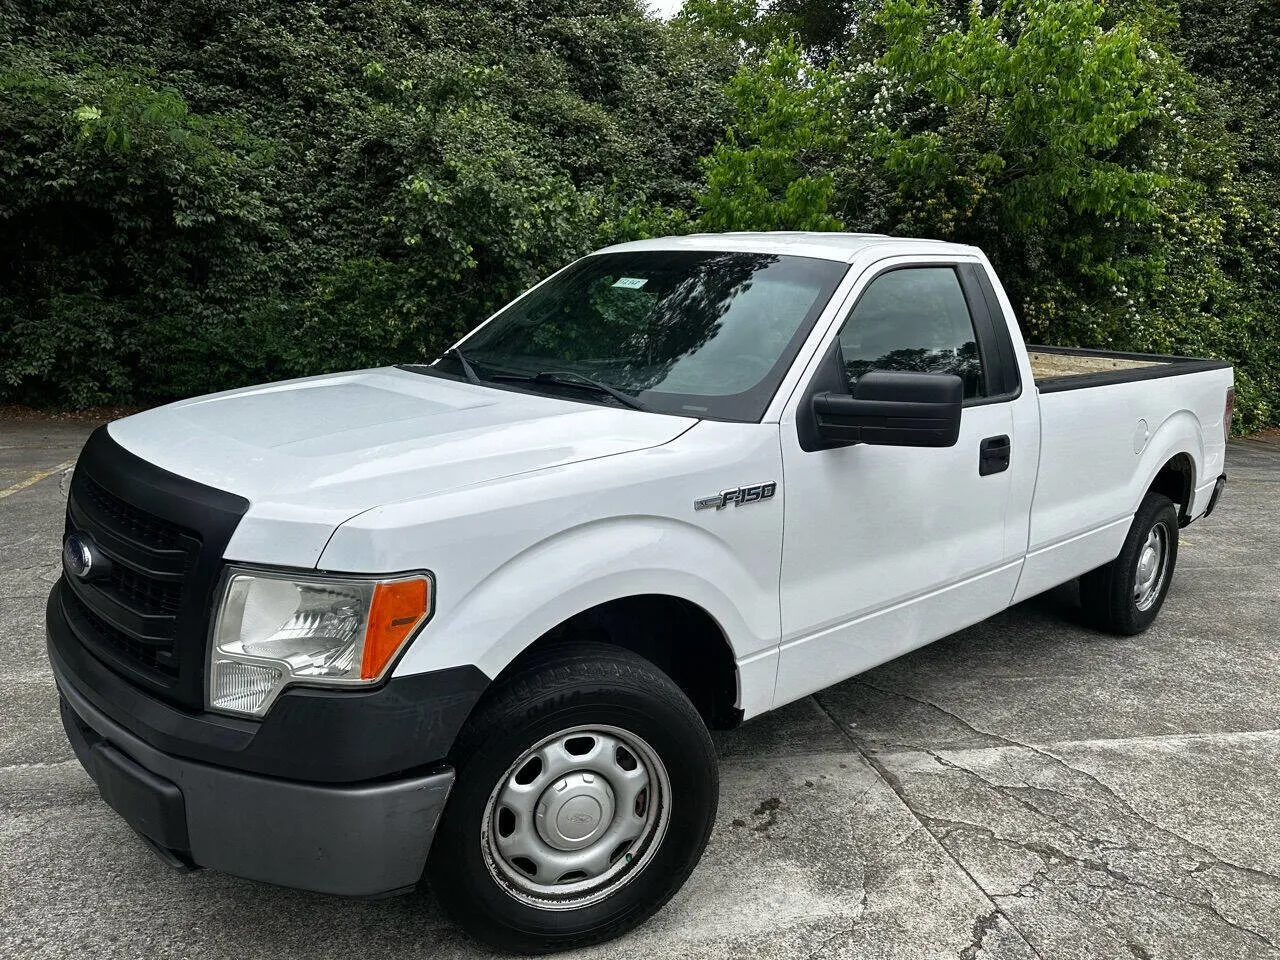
[0,0,734,406]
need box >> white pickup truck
[48,232,1232,952]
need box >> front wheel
[428,643,718,954]
[1079,491,1179,635]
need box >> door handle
[979,435,1011,476]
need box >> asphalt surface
[2,419,1278,960]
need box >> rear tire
[428,642,718,954]
[1079,492,1179,635]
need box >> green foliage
[866,0,1186,346]
[678,0,863,63]
[0,0,734,406]
[688,0,1278,431]
[1,0,1275,431]
[1168,0,1280,428]
[0,50,273,406]
[697,41,845,231]
[874,0,1168,227]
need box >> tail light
[1223,387,1235,445]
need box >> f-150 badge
[695,481,777,511]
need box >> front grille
[108,560,186,616]
[64,474,199,690]
[57,427,249,708]
[78,474,191,553]
[62,587,180,678]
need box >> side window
[837,267,986,399]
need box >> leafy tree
[688,0,1277,429]
[1167,0,1280,427]
[696,41,845,231]
[678,0,865,63]
[0,0,735,406]
[866,0,1180,340]
[1,0,1275,430]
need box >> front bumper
[47,581,489,897]
[56,660,455,901]
[56,660,453,897]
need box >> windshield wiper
[443,346,482,384]
[491,370,648,412]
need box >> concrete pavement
[1,420,1277,959]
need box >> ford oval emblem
[62,534,96,580]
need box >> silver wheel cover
[481,724,672,910]
[1134,521,1171,612]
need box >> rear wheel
[428,643,718,954]
[1080,492,1179,635]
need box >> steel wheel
[481,724,671,910]
[1133,522,1170,611]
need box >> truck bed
[1018,342,1232,601]
[1029,345,1231,393]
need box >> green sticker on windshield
[612,277,648,290]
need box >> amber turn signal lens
[361,577,431,679]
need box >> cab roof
[597,231,980,264]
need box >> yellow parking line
[0,461,74,500]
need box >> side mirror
[811,369,963,448]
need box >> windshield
[423,250,847,421]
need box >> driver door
[774,261,1022,705]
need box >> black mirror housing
[811,369,963,448]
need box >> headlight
[208,567,432,717]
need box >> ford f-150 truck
[48,232,1233,952]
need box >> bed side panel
[1014,367,1231,602]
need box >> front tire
[1079,491,1179,635]
[428,643,718,954]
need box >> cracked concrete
[1,420,1277,959]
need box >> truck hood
[107,367,695,567]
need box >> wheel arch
[1147,451,1196,523]
[498,594,743,730]
[1133,410,1204,524]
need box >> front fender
[390,516,777,711]
[319,419,786,718]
